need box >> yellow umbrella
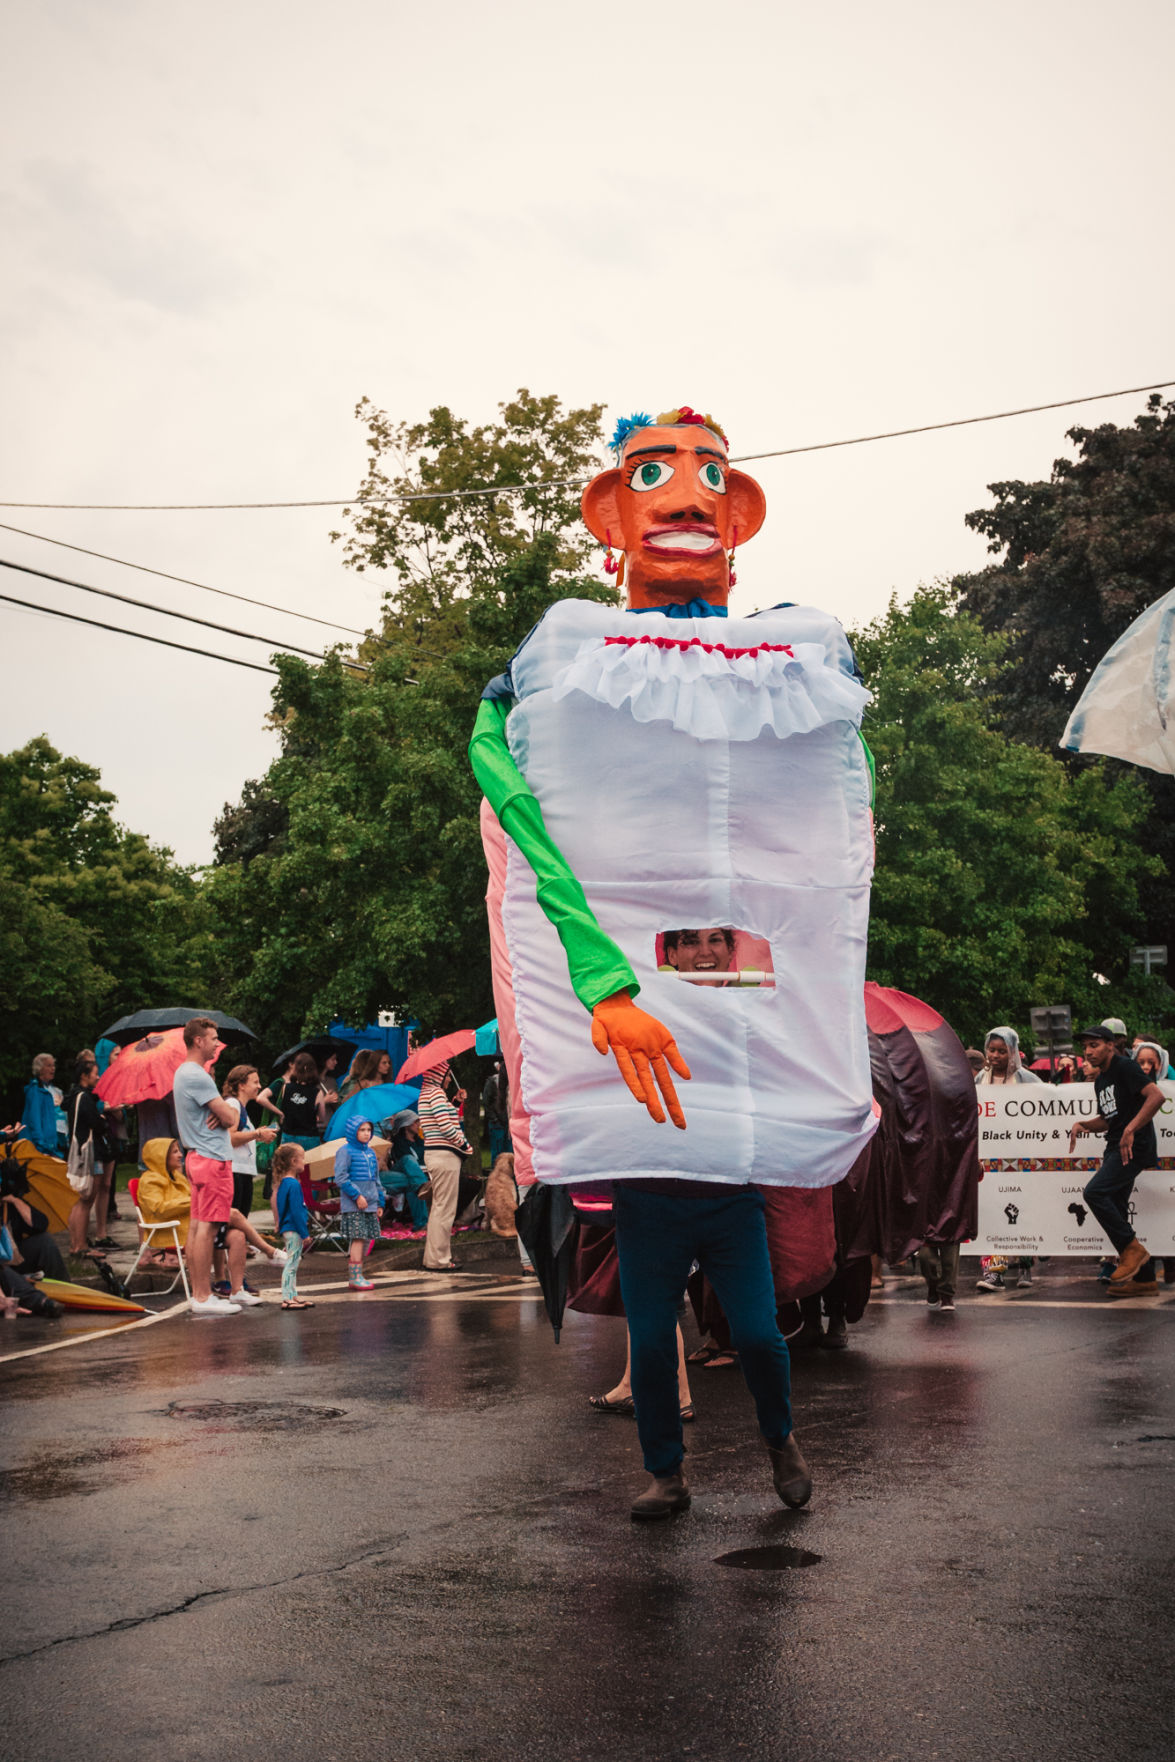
[6,1138,74,1233]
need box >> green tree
[853,587,1168,1046]
[954,394,1175,747]
[0,737,213,1099]
[208,389,618,1059]
[330,387,605,660]
[206,538,619,1052]
[953,392,1175,966]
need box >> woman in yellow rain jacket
[137,1137,190,1253]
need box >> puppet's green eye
[630,460,674,491]
[700,461,727,493]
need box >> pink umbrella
[94,1027,224,1105]
[396,1030,476,1084]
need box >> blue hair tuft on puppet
[609,412,654,461]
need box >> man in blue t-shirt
[1068,1025,1164,1293]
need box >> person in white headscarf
[1133,1042,1171,1083]
[975,1027,1043,1086]
[975,1025,1040,1293]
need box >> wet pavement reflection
[0,1269,1172,1761]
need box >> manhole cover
[714,1545,822,1571]
[166,1399,345,1432]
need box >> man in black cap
[1068,1025,1164,1295]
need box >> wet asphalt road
[1,1261,1173,1762]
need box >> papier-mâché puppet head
[581,405,766,610]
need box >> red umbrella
[94,1028,224,1105]
[395,1030,476,1084]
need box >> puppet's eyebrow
[694,447,727,461]
[626,445,678,458]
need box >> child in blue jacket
[272,1142,313,1310]
[334,1116,384,1291]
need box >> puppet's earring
[602,531,620,576]
[727,525,739,587]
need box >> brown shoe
[630,1470,691,1521]
[768,1433,812,1508]
[1109,1239,1150,1283]
[1106,1278,1159,1298]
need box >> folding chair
[124,1177,191,1300]
[303,1171,345,1252]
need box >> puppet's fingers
[611,1043,650,1106]
[590,1014,611,1057]
[615,1046,666,1124]
[660,1037,691,1084]
[651,1056,688,1131]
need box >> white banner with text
[974,1081,1175,1255]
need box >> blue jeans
[614,1184,793,1477]
[381,1157,429,1230]
[1083,1146,1142,1254]
[489,1125,512,1161]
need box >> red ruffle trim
[602,634,795,660]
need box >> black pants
[0,1262,41,1304]
[14,1231,68,1282]
[1083,1147,1142,1255]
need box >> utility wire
[0,519,372,637]
[0,379,1170,511]
[0,589,280,675]
[0,557,368,671]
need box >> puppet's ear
[727,469,767,544]
[581,470,625,545]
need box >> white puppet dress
[471,599,878,1191]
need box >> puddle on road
[164,1399,346,1432]
[0,1439,177,1504]
[714,1545,822,1571]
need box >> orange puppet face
[581,423,766,609]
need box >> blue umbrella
[328,1083,422,1137]
[475,1017,500,1056]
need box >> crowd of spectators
[1,1029,509,1321]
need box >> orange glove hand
[590,991,691,1129]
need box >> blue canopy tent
[327,1018,414,1074]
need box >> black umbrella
[271,1037,357,1073]
[98,1008,258,1046]
[515,1182,578,1342]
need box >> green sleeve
[859,732,876,807]
[469,697,639,1011]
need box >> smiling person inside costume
[470,406,877,1520]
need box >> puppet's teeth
[646,531,716,551]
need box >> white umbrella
[1061,586,1175,774]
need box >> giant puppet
[470,406,877,1519]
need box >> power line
[0,586,421,686]
[0,520,372,637]
[731,381,1175,463]
[0,588,280,675]
[0,378,1170,511]
[0,557,367,671]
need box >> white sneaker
[190,1295,241,1317]
[229,1288,264,1308]
[270,1248,290,1266]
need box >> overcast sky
[2,0,1171,864]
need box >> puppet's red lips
[642,525,722,556]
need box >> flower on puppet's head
[657,406,729,447]
[609,412,654,461]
